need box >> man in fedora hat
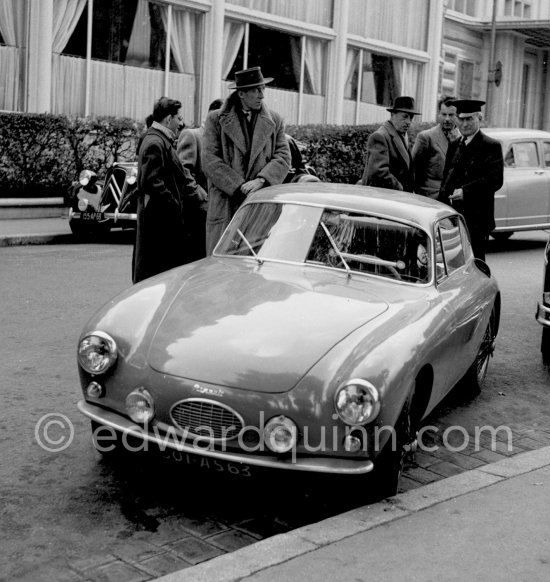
[203,66,290,254]
[361,95,420,193]
[439,99,503,261]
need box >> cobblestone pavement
[21,414,550,582]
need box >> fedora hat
[228,66,274,90]
[386,96,420,115]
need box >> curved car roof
[484,128,550,141]
[248,182,456,232]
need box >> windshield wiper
[237,228,263,265]
[320,222,352,278]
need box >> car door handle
[534,170,545,175]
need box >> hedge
[0,111,433,198]
[0,112,143,198]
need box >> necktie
[243,109,252,123]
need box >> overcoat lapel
[219,112,248,156]
[248,107,275,176]
[384,121,410,168]
[433,126,449,157]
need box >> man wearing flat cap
[203,66,290,254]
[439,99,504,261]
[361,96,420,193]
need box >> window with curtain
[225,24,326,95]
[344,49,403,107]
[62,0,200,72]
[226,24,301,91]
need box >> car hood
[147,261,388,393]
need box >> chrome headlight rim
[334,378,380,426]
[126,387,155,424]
[78,330,117,375]
[263,415,298,454]
[79,169,96,186]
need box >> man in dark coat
[176,98,223,260]
[133,97,207,283]
[361,96,420,193]
[412,95,460,198]
[203,67,290,255]
[439,99,504,261]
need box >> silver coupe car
[76,183,500,498]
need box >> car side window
[436,216,466,281]
[509,141,539,168]
[543,142,550,168]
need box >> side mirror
[474,258,491,278]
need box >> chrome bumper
[78,400,374,475]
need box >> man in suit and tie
[361,96,419,193]
[439,99,504,261]
[412,95,460,198]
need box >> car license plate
[167,450,252,477]
[82,211,104,221]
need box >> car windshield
[216,202,431,283]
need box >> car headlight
[126,167,138,185]
[264,415,297,454]
[78,331,117,374]
[334,379,380,425]
[126,388,155,424]
[79,169,96,186]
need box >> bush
[0,110,433,197]
[0,112,143,198]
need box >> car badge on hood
[193,383,225,397]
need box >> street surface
[1,231,549,581]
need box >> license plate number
[168,451,252,477]
[82,211,104,221]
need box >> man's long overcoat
[133,127,204,283]
[361,120,415,193]
[439,130,504,236]
[203,96,290,254]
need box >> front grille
[170,398,244,441]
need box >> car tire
[542,327,550,365]
[463,306,498,396]
[491,232,513,241]
[69,219,92,238]
[370,405,411,501]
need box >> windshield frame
[213,200,434,287]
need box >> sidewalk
[153,446,550,582]
[0,216,73,246]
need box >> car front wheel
[542,327,550,365]
[463,306,498,396]
[491,232,513,241]
[369,405,412,501]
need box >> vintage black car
[67,162,138,237]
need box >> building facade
[1,0,549,128]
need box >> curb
[151,446,550,582]
[0,233,74,247]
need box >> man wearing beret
[203,66,290,254]
[361,96,419,193]
[439,99,504,261]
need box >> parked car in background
[67,162,138,237]
[536,234,550,363]
[485,129,550,240]
[76,184,500,499]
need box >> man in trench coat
[203,67,290,255]
[361,96,420,193]
[133,97,207,283]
